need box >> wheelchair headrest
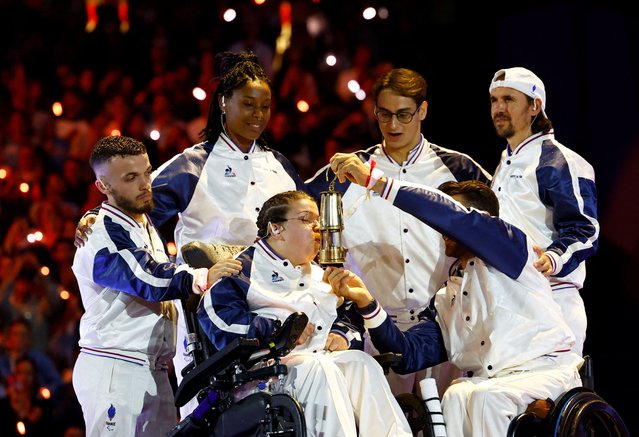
[181,241,248,269]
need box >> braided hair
[256,191,316,238]
[200,51,273,150]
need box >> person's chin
[139,199,154,213]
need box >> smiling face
[94,153,153,221]
[375,89,426,163]
[223,79,271,151]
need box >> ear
[95,179,109,195]
[418,100,428,121]
[531,98,540,114]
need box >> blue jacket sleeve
[537,142,599,276]
[150,144,211,227]
[431,144,493,184]
[93,220,195,301]
[392,183,529,279]
[330,300,365,350]
[364,304,448,374]
[270,148,307,191]
[197,255,279,350]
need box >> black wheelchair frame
[168,242,308,436]
[168,312,309,437]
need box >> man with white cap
[488,67,599,356]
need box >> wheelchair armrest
[175,312,309,408]
[374,352,403,375]
[270,312,309,356]
[175,337,261,407]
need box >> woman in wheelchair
[324,172,584,437]
[197,190,413,437]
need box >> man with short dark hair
[325,161,583,436]
[72,136,218,436]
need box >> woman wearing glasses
[306,68,491,398]
[197,190,412,437]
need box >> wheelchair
[379,353,630,437]
[507,355,630,437]
[168,311,308,436]
[168,243,307,437]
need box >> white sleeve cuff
[192,267,210,294]
[545,250,563,275]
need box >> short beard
[494,123,515,140]
[111,191,154,215]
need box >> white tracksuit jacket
[360,178,583,437]
[198,239,413,437]
[491,130,599,354]
[306,135,491,324]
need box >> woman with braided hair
[74,51,306,419]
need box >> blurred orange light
[110,129,121,136]
[60,290,71,300]
[167,241,177,256]
[52,101,63,116]
[40,387,51,399]
[253,0,266,4]
[296,100,310,113]
[17,421,26,435]
[0,168,7,179]
[40,266,50,276]
[19,183,30,193]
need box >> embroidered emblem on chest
[224,165,237,177]
[271,271,284,282]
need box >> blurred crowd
[0,1,410,435]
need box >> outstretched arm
[323,267,447,373]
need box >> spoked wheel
[551,389,631,437]
[262,393,307,436]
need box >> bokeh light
[223,9,236,22]
[167,241,177,256]
[52,101,63,116]
[193,87,207,101]
[296,100,310,113]
[362,7,376,20]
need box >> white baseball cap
[489,67,547,114]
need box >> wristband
[364,160,376,188]
[366,167,384,190]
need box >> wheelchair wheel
[550,388,631,437]
[395,393,436,437]
[263,393,307,437]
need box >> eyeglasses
[283,216,320,227]
[374,107,419,124]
